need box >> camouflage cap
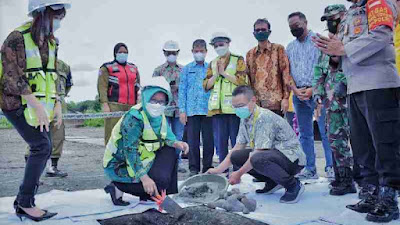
[321,4,347,21]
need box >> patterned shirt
[237,106,306,165]
[152,62,183,117]
[286,31,321,87]
[246,42,294,110]
[0,30,53,111]
[203,53,249,116]
[178,61,210,117]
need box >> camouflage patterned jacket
[313,54,347,112]
[56,59,73,112]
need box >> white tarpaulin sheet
[0,174,399,225]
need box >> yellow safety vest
[208,55,239,114]
[103,104,168,178]
[1,22,58,127]
[395,22,400,76]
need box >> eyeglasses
[254,28,268,33]
[149,99,167,106]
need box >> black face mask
[290,27,304,38]
[327,18,341,34]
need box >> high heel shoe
[15,206,57,222]
[104,183,130,206]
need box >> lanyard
[249,107,260,149]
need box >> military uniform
[313,53,352,168]
[337,0,400,222]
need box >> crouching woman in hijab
[103,76,189,205]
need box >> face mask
[327,18,341,34]
[116,53,128,64]
[146,103,166,117]
[290,27,304,38]
[52,19,61,32]
[253,31,271,41]
[235,106,252,119]
[215,45,229,57]
[193,52,205,62]
[167,54,177,63]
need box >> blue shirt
[286,31,321,87]
[178,61,210,117]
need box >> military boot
[346,184,378,213]
[330,167,357,196]
[366,186,399,223]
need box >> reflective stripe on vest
[103,104,168,178]
[105,62,138,105]
[208,55,239,114]
[15,22,57,127]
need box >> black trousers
[113,146,178,199]
[3,107,52,208]
[231,149,303,189]
[348,88,400,189]
[187,115,214,173]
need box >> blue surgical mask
[235,106,251,119]
[52,19,61,32]
[116,53,128,64]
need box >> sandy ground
[0,125,327,198]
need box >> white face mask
[193,52,206,62]
[52,19,61,32]
[166,55,177,63]
[215,45,229,57]
[146,103,166,117]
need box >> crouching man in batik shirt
[207,85,306,204]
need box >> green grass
[0,117,12,129]
[82,118,104,127]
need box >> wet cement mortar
[98,206,269,225]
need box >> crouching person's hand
[206,168,220,174]
[228,171,242,185]
[174,141,189,155]
[140,175,159,197]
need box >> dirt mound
[98,206,268,225]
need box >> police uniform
[338,0,400,221]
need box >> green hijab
[141,86,174,137]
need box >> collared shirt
[0,30,52,111]
[338,0,400,94]
[178,61,210,117]
[236,106,306,165]
[152,62,183,117]
[286,31,321,88]
[203,53,249,116]
[246,41,294,110]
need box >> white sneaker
[296,168,319,180]
[325,166,335,180]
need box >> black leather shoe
[366,187,399,223]
[15,206,57,222]
[104,183,130,206]
[346,194,377,213]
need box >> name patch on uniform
[367,0,394,30]
[354,26,363,34]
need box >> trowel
[151,190,185,219]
